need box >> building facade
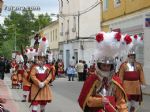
[58,0,101,69]
[42,20,59,60]
[101,0,150,84]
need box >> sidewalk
[0,74,30,112]
[142,85,150,96]
[0,79,19,112]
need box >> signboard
[145,18,150,27]
[145,13,150,28]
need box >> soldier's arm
[138,63,146,85]
[118,63,125,81]
[115,85,128,112]
[87,96,103,107]
[43,69,52,84]
[87,82,104,108]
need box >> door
[66,50,70,68]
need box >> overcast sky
[0,0,59,24]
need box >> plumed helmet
[127,34,144,56]
[15,52,24,63]
[94,31,133,73]
[25,47,37,61]
[37,36,49,58]
[95,31,125,65]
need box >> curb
[143,92,150,96]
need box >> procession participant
[22,60,34,102]
[10,58,17,70]
[57,59,64,77]
[119,34,146,112]
[11,70,19,89]
[22,48,36,102]
[17,61,24,89]
[78,32,128,112]
[29,36,53,112]
[87,64,96,77]
[15,52,24,89]
[10,58,19,88]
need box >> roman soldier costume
[78,32,128,112]
[22,48,37,102]
[17,62,24,88]
[11,71,19,89]
[10,59,19,89]
[119,34,145,112]
[29,36,53,112]
[58,60,64,77]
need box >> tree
[0,10,52,59]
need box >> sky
[0,0,59,24]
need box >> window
[60,23,63,36]
[103,0,108,11]
[60,0,63,7]
[114,0,121,7]
[55,29,57,40]
[50,31,52,42]
[66,20,69,35]
[53,30,55,41]
[72,16,76,32]
[59,0,63,13]
[67,20,69,31]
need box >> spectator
[75,60,84,81]
[83,61,88,81]
[67,65,76,81]
[0,56,5,80]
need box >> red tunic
[124,71,142,101]
[58,62,64,74]
[78,74,128,112]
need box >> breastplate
[126,62,136,71]
[97,77,114,96]
[36,66,47,73]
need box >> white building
[58,0,101,69]
[42,20,59,60]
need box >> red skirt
[23,86,30,91]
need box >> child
[67,65,76,81]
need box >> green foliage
[0,10,52,59]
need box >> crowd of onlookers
[53,56,95,82]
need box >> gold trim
[112,79,128,101]
[83,80,99,110]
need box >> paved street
[1,73,150,112]
[0,74,83,112]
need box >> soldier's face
[99,63,111,72]
[38,58,45,66]
[128,54,135,62]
